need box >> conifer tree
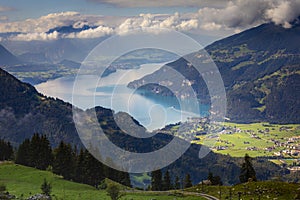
[174,176,181,190]
[83,149,104,186]
[38,135,53,169]
[53,141,75,180]
[0,139,13,161]
[151,170,162,191]
[207,171,222,185]
[28,134,53,170]
[239,154,257,183]
[184,173,193,188]
[163,170,171,191]
[74,148,85,183]
[117,170,131,188]
[106,183,123,200]
[16,139,31,166]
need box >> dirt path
[125,190,219,200]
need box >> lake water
[36,63,209,131]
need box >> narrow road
[125,190,219,200]
[183,191,219,200]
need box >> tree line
[0,134,257,191]
[2,134,131,188]
[151,170,192,191]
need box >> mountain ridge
[128,22,300,123]
[0,44,21,66]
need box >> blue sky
[0,0,199,21]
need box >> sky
[0,0,299,44]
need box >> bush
[106,183,123,200]
[98,180,107,190]
[40,179,51,197]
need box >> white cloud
[200,22,222,31]
[67,26,114,38]
[0,11,125,41]
[116,12,199,35]
[197,0,300,30]
[10,31,60,41]
[0,11,113,33]
[266,0,300,28]
[0,11,78,33]
[176,19,198,31]
[1,0,300,41]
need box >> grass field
[0,163,205,200]
[186,181,300,200]
[123,193,204,200]
[0,162,110,200]
[192,122,300,158]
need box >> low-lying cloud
[265,0,300,28]
[1,12,201,41]
[116,13,199,35]
[67,26,114,39]
[198,0,300,30]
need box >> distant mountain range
[1,37,103,63]
[46,25,97,34]
[0,44,21,66]
[128,22,300,124]
[0,44,178,84]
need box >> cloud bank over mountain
[0,12,202,41]
[0,0,299,41]
[197,0,300,30]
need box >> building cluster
[273,136,300,157]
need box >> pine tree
[207,171,222,185]
[29,133,40,168]
[28,134,53,170]
[239,154,257,183]
[103,161,131,188]
[207,171,214,184]
[83,149,104,186]
[117,171,131,188]
[15,134,52,170]
[174,176,181,189]
[151,170,162,191]
[16,139,31,166]
[163,170,171,191]
[53,141,75,180]
[184,174,193,188]
[39,135,53,169]
[0,139,13,161]
[106,183,123,200]
[74,148,85,183]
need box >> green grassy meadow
[186,181,300,200]
[193,122,300,158]
[0,163,205,200]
